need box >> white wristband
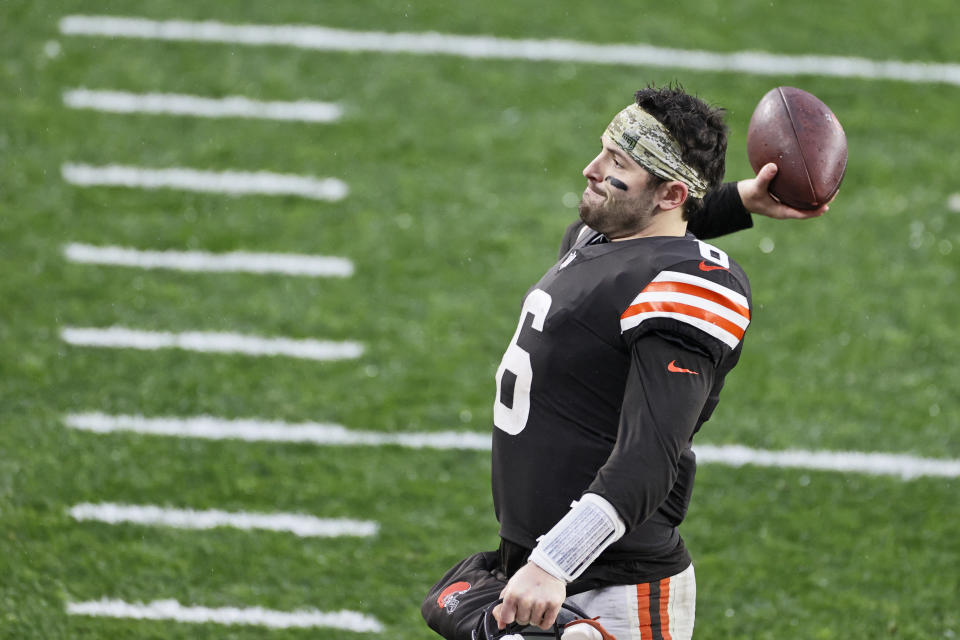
[528,493,626,583]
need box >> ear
[655,180,688,212]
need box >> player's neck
[611,209,688,241]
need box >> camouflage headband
[604,104,709,199]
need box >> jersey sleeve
[688,182,753,240]
[619,259,751,365]
[586,332,715,531]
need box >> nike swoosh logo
[698,261,728,272]
[668,360,699,375]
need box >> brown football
[746,87,847,210]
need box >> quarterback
[487,86,809,640]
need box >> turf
[1,0,958,638]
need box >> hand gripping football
[746,86,848,210]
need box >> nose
[583,151,604,182]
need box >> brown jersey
[491,222,752,586]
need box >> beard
[577,182,658,240]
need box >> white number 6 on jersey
[494,289,552,435]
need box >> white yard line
[59,15,960,86]
[694,444,959,480]
[64,243,354,277]
[63,88,343,122]
[66,599,383,632]
[69,502,377,537]
[60,327,364,361]
[63,412,959,479]
[61,163,348,201]
[948,194,960,212]
[64,412,492,450]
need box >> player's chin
[577,202,596,227]
[579,201,615,233]
[578,194,603,222]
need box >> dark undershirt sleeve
[688,182,753,240]
[586,332,716,531]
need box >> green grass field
[1,0,958,638]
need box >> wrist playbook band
[528,493,626,583]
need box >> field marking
[62,413,959,479]
[61,327,364,361]
[67,599,383,632]
[61,163,348,201]
[694,444,959,480]
[63,88,343,122]
[948,194,960,212]
[64,412,492,450]
[59,15,960,86]
[64,243,354,277]
[69,502,377,537]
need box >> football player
[485,85,824,640]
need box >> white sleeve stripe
[653,270,749,309]
[620,311,742,348]
[632,291,750,329]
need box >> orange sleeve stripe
[620,300,747,340]
[640,281,751,319]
